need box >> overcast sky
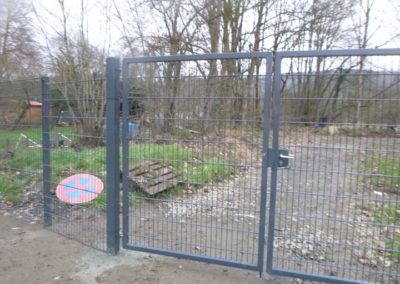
[31,0,400,57]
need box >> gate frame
[119,52,273,274]
[266,48,400,284]
[104,48,400,282]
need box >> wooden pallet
[128,160,182,195]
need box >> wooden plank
[148,163,163,170]
[130,162,159,175]
[144,180,180,195]
[126,159,183,195]
[130,160,158,171]
[131,164,173,178]
[152,167,173,176]
[150,172,178,186]
[127,173,147,188]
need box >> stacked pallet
[128,160,182,195]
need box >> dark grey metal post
[266,54,282,273]
[121,60,130,248]
[257,55,273,276]
[106,57,121,255]
[41,76,52,226]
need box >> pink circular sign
[56,174,104,204]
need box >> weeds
[365,157,400,193]
[0,127,73,149]
[372,204,400,262]
[372,204,400,225]
[386,236,400,262]
[0,142,233,206]
[86,191,106,210]
[130,143,233,184]
[0,175,25,205]
[364,152,400,263]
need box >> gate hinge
[265,148,294,168]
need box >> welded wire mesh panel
[0,78,43,219]
[123,56,269,268]
[43,79,107,251]
[271,54,400,283]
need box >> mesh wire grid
[270,54,400,283]
[0,78,44,219]
[0,51,399,283]
[122,57,269,269]
[42,79,108,251]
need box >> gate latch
[266,148,294,167]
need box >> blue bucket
[103,122,139,142]
[127,122,139,139]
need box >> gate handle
[279,154,294,159]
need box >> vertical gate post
[266,53,282,273]
[257,54,273,276]
[41,76,52,226]
[106,57,121,255]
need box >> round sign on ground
[56,174,104,204]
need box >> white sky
[367,0,400,48]
[32,0,119,54]
[31,0,400,57]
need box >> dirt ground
[1,131,398,283]
[0,214,293,284]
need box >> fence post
[41,76,52,226]
[106,57,121,255]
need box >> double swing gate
[43,49,400,283]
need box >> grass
[366,155,400,262]
[0,126,73,140]
[86,191,106,210]
[372,204,400,262]
[372,204,400,225]
[0,127,44,141]
[365,157,400,192]
[0,126,73,149]
[7,143,232,184]
[52,147,106,176]
[0,175,25,205]
[131,143,232,184]
[374,159,400,180]
[386,236,400,262]
[0,142,233,207]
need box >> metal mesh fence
[270,54,400,283]
[0,78,43,219]
[122,56,269,269]
[43,79,108,251]
[0,77,108,251]
[1,50,399,283]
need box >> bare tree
[354,0,373,124]
[0,0,40,79]
[35,0,108,146]
[291,0,356,121]
[115,0,203,131]
[111,0,362,126]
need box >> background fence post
[41,76,52,226]
[106,57,121,255]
